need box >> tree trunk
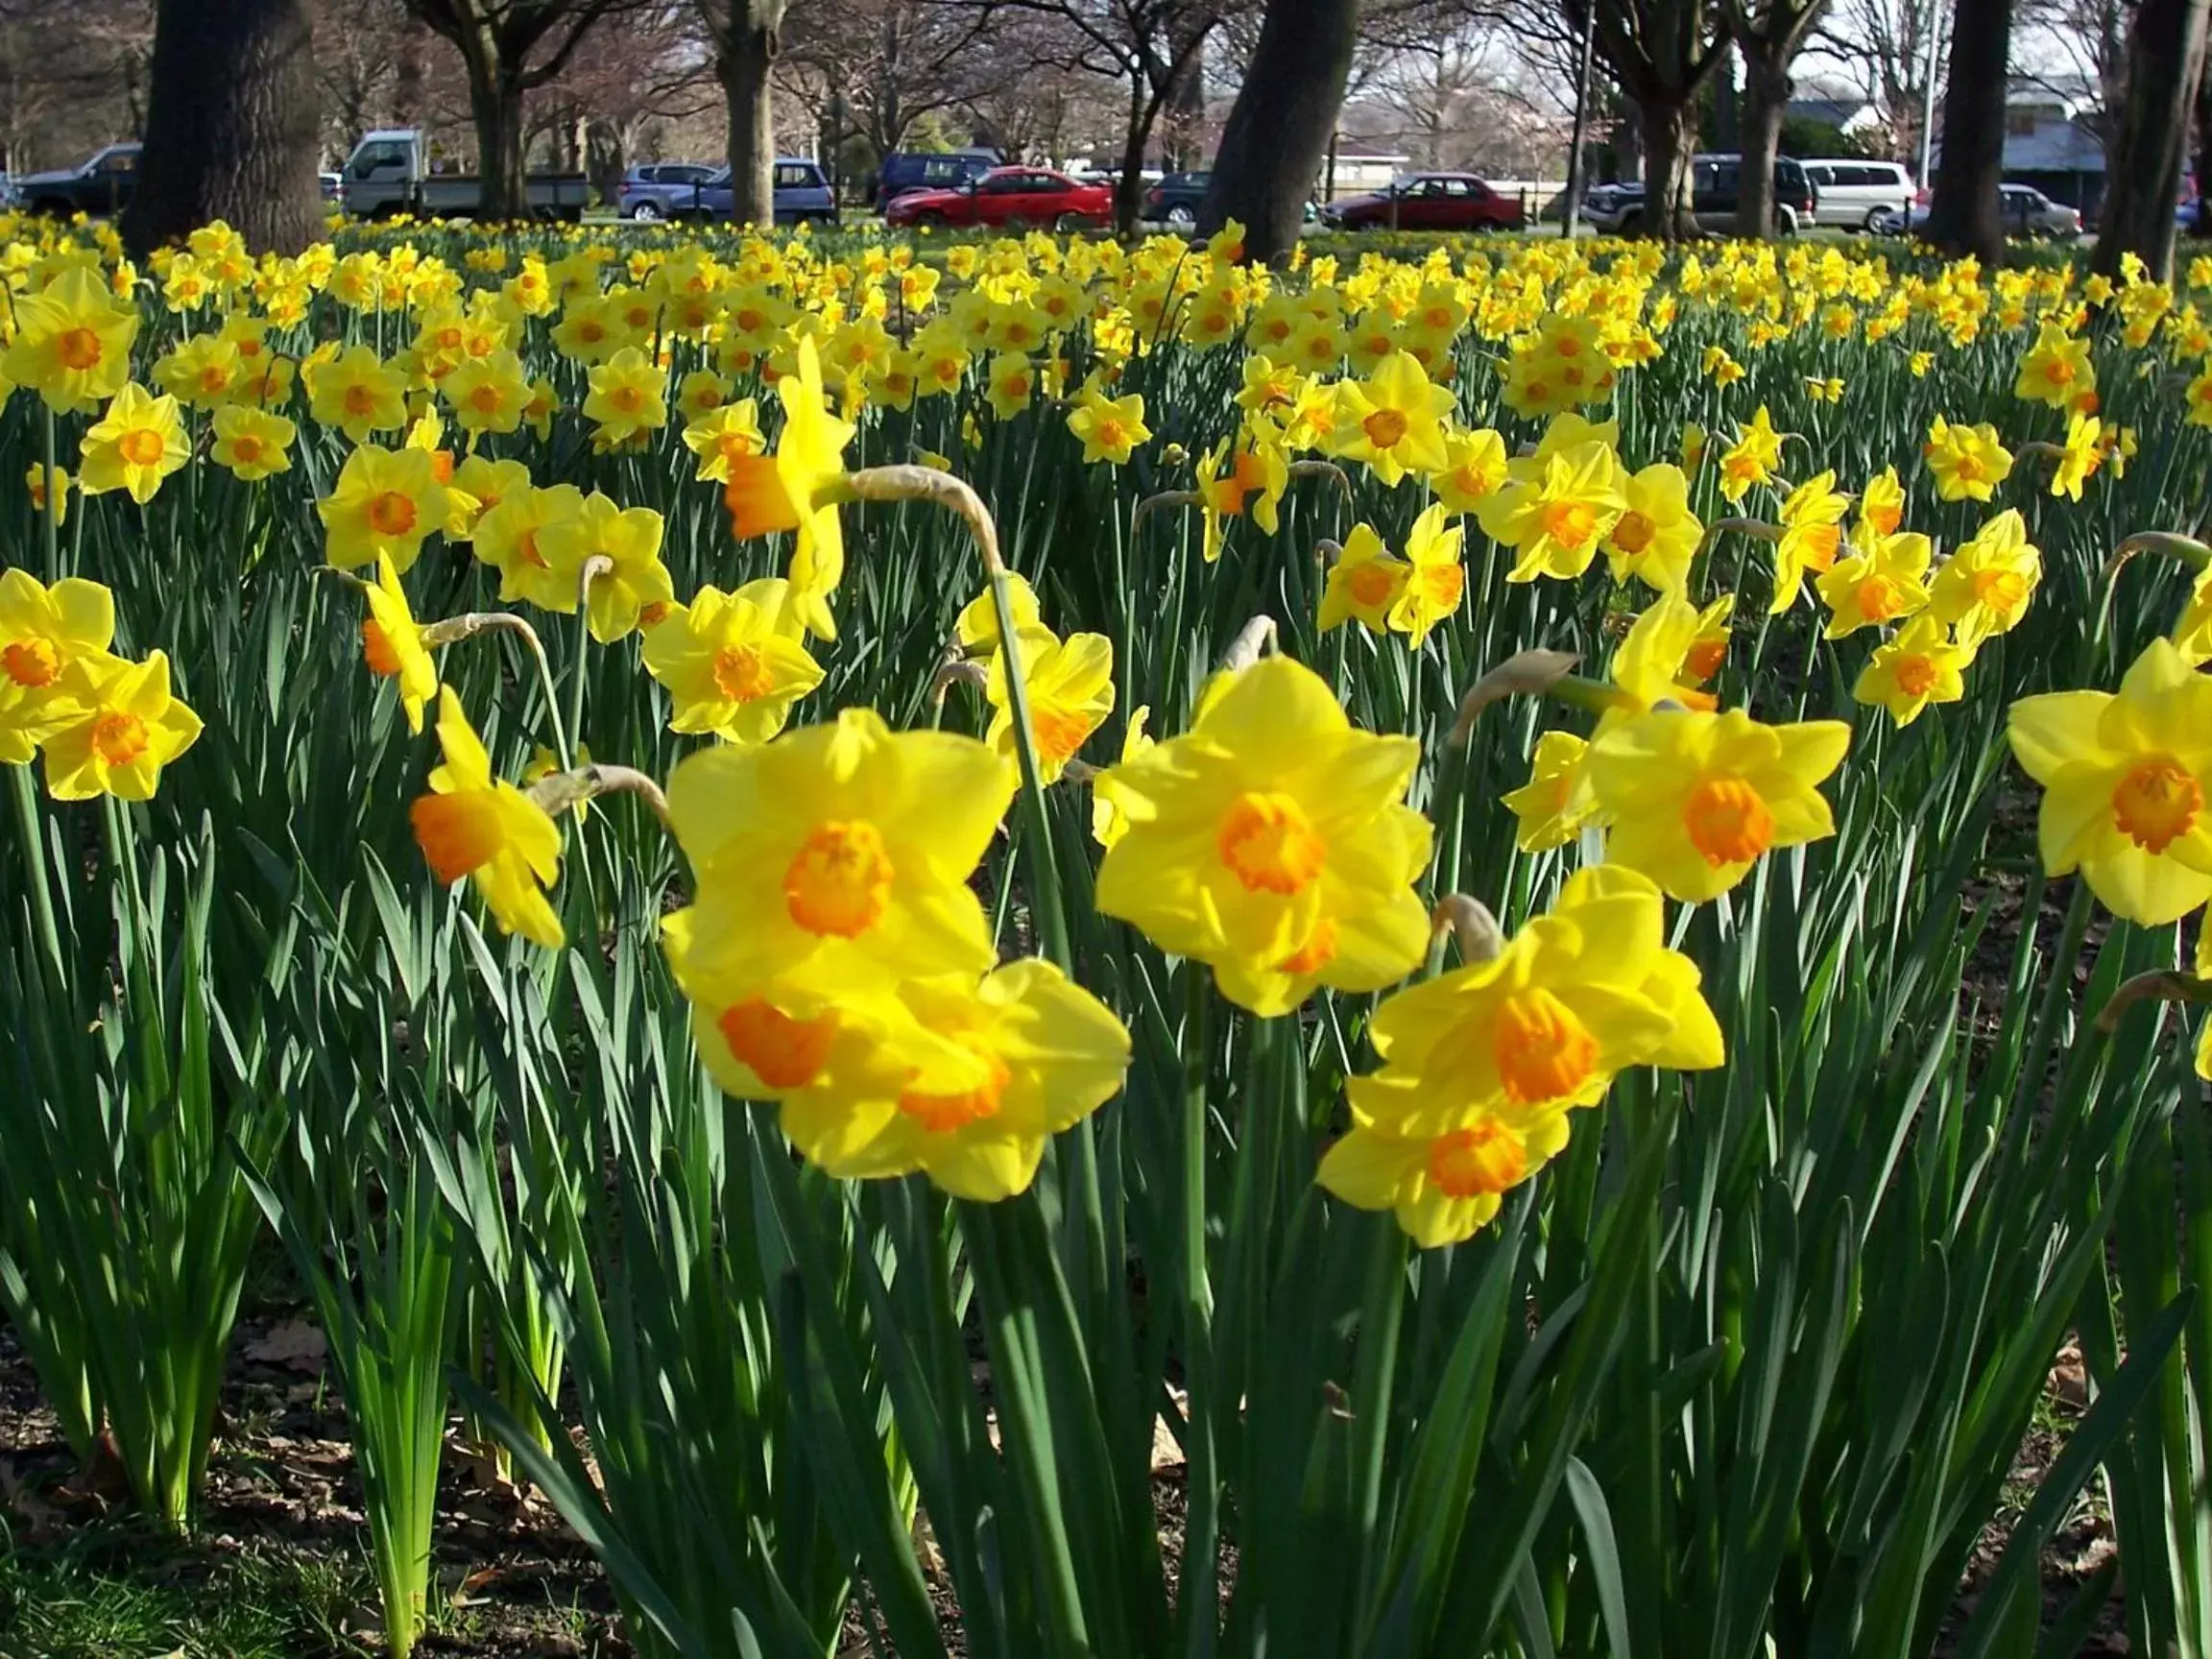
[1925,0,2012,263]
[122,0,322,257]
[1164,19,1207,169]
[1198,0,1359,262]
[1114,73,1151,236]
[719,0,781,226]
[2092,0,2211,279]
[1736,44,1791,237]
[1637,95,1695,240]
[469,64,529,221]
[2196,54,2212,236]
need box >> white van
[1800,158,1917,230]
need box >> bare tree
[2090,0,2208,276]
[1199,0,1357,258]
[1803,0,1947,160]
[401,0,636,216]
[1725,0,1830,234]
[0,0,158,172]
[1923,0,2012,259]
[123,0,323,253]
[776,0,990,162]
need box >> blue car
[676,157,838,226]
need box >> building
[1930,79,2106,218]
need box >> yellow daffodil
[2175,566,2212,665]
[1318,865,1721,1248]
[683,399,765,485]
[725,336,854,640]
[1475,440,1627,584]
[1930,510,2041,648]
[76,383,188,506]
[307,344,411,443]
[1066,389,1151,465]
[25,463,69,529]
[1815,530,1932,637]
[1605,462,1702,591]
[1329,350,1454,485]
[1855,465,1907,541]
[210,404,297,482]
[2015,320,2094,409]
[2008,638,2212,926]
[1431,426,1509,515]
[1092,655,1431,1017]
[732,960,1131,1200]
[1718,406,1785,503]
[409,686,565,949]
[661,708,1012,1013]
[472,484,585,612]
[986,626,1114,781]
[444,349,531,437]
[1503,730,1595,852]
[1769,471,1850,612]
[1318,523,1411,635]
[2049,410,2104,500]
[582,347,669,449]
[360,553,439,734]
[642,578,824,745]
[1389,502,1467,646]
[0,570,111,763]
[41,650,202,802]
[1091,707,1154,849]
[1585,707,1851,902]
[1923,415,2013,502]
[1193,431,1289,563]
[319,444,450,574]
[536,491,674,642]
[2,265,138,413]
[1855,613,1974,727]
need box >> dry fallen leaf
[243,1318,328,1373]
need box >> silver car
[1875,184,2081,239]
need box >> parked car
[1613,154,1817,235]
[340,129,589,221]
[1872,184,2082,239]
[14,142,141,218]
[1144,169,1210,228]
[1799,157,1916,230]
[1549,180,1639,231]
[882,165,1113,231]
[616,162,717,221]
[1317,172,1525,231]
[320,170,343,203]
[675,157,839,226]
[876,147,1002,210]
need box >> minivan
[1800,158,1916,230]
[876,148,1002,210]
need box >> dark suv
[875,148,1001,211]
[14,142,141,218]
[1615,154,1818,235]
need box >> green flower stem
[40,404,60,578]
[1177,971,1220,1659]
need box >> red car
[883,165,1114,231]
[1320,172,1525,232]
